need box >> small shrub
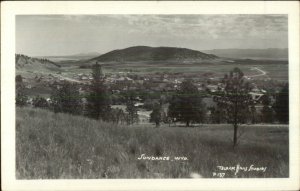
[32,96,49,109]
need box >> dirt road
[245,67,269,79]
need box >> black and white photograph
[1,1,300,191]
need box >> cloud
[20,14,286,40]
[16,14,288,56]
[115,14,287,40]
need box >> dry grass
[16,107,289,179]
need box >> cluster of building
[23,69,271,117]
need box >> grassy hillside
[16,54,62,78]
[16,107,289,179]
[16,54,61,69]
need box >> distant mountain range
[65,52,101,57]
[89,46,218,62]
[201,48,288,60]
[36,52,101,62]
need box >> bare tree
[214,68,253,147]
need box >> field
[58,59,288,82]
[16,107,289,179]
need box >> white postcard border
[1,1,299,191]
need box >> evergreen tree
[86,63,111,120]
[51,82,82,115]
[167,95,180,124]
[273,84,289,123]
[214,68,253,147]
[209,105,226,124]
[168,79,205,127]
[16,75,28,107]
[261,95,274,123]
[150,103,163,127]
[250,105,259,124]
[125,91,139,125]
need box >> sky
[16,15,288,57]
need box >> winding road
[245,67,269,79]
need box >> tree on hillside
[167,95,180,125]
[16,74,23,83]
[214,68,253,147]
[150,103,163,127]
[209,105,226,124]
[249,105,261,124]
[273,84,289,124]
[32,96,49,109]
[16,75,28,107]
[168,79,206,127]
[125,91,139,125]
[86,63,111,120]
[51,82,82,115]
[108,108,126,124]
[261,95,274,123]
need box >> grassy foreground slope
[16,107,288,179]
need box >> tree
[273,84,289,123]
[249,105,259,124]
[51,82,82,115]
[150,103,163,127]
[209,105,226,124]
[167,95,180,124]
[32,96,49,109]
[16,75,23,83]
[143,98,160,111]
[168,79,206,127]
[125,91,139,125]
[214,68,253,147]
[261,95,274,123]
[86,63,111,120]
[117,109,127,124]
[16,75,28,107]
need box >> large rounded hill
[90,46,218,62]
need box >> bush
[32,96,49,109]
